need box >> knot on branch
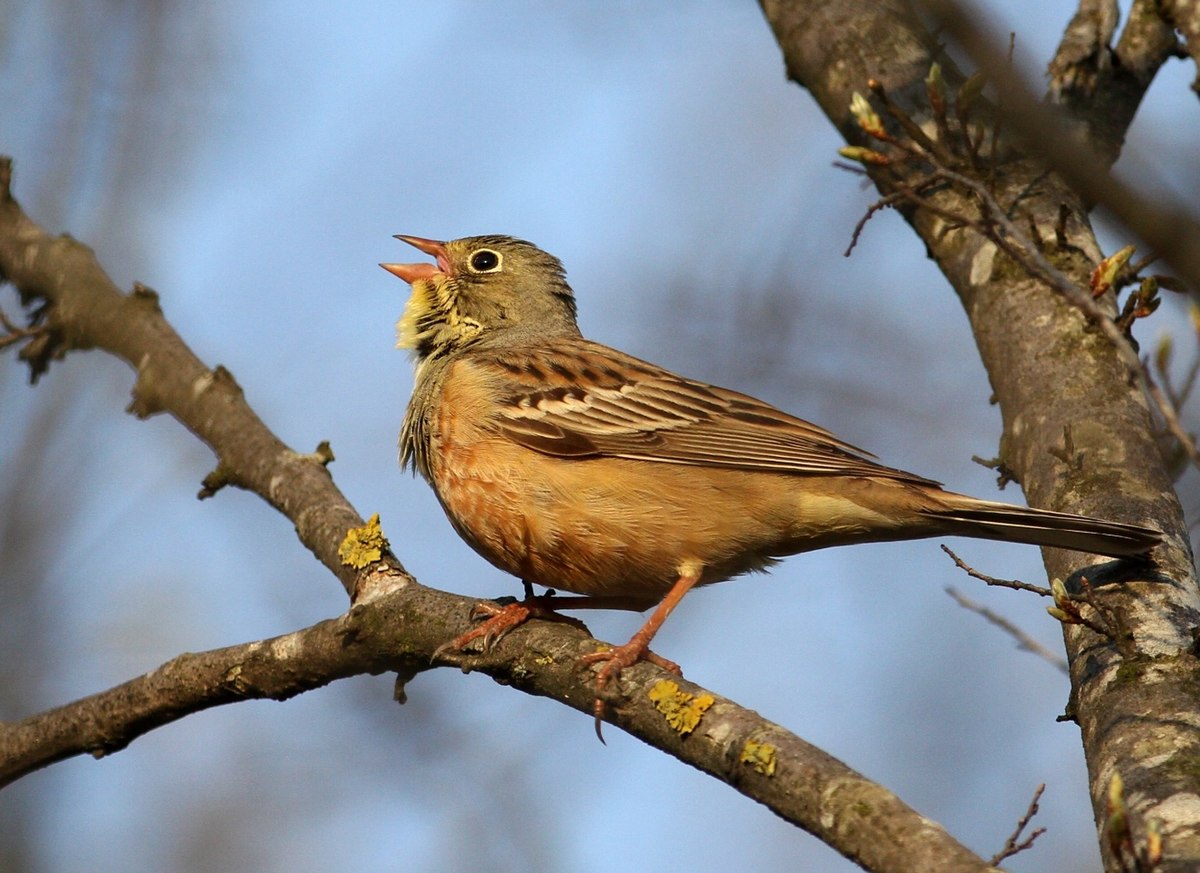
[198,461,240,500]
[129,281,162,314]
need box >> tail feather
[931,497,1161,557]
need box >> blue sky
[2,3,1198,872]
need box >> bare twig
[1142,366,1200,472]
[990,783,1048,865]
[847,83,1200,474]
[941,547,1129,655]
[843,188,913,256]
[939,545,1053,596]
[945,587,1068,673]
[1076,575,1135,656]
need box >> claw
[432,595,590,665]
[593,697,607,744]
[433,583,686,744]
[580,642,682,742]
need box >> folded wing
[488,338,939,487]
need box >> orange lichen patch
[739,739,778,776]
[648,679,714,736]
[339,513,389,569]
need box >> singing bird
[381,234,1160,725]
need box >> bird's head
[382,234,580,361]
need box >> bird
[380,233,1161,731]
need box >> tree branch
[0,566,998,873]
[1159,0,1200,93]
[0,157,380,598]
[921,0,1200,297]
[1046,0,1176,163]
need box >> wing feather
[483,338,938,486]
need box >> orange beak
[380,235,452,284]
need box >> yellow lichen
[740,739,778,776]
[647,679,714,735]
[339,513,389,569]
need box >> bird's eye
[469,249,502,273]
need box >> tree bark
[761,0,1200,869]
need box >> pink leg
[434,586,657,660]
[580,566,702,739]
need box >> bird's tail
[930,495,1161,557]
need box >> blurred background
[1,2,1197,872]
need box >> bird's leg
[580,564,702,738]
[434,582,657,660]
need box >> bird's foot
[580,641,681,742]
[434,593,589,661]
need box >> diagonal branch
[1046,0,1177,163]
[0,155,380,598]
[0,564,998,873]
[920,0,1200,297]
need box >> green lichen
[852,801,874,818]
[1162,750,1200,784]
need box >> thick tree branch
[1113,0,1181,93]
[0,566,998,873]
[0,158,381,598]
[1159,0,1200,92]
[0,157,1001,873]
[1046,0,1176,163]
[760,1,1200,870]
[921,0,1200,296]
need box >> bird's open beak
[380,235,452,284]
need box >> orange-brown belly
[425,432,918,599]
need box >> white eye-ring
[468,249,502,273]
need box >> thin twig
[1173,358,1200,412]
[860,109,1200,472]
[941,546,1123,651]
[1076,575,1135,656]
[989,783,1048,865]
[844,188,921,256]
[946,587,1068,673]
[940,545,1053,596]
[1142,366,1200,472]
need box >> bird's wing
[482,339,940,486]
